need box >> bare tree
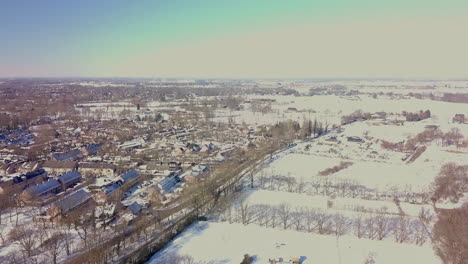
[365,216,376,240]
[270,206,277,228]
[239,202,251,225]
[256,205,269,227]
[9,225,38,257]
[333,214,350,237]
[375,210,391,240]
[394,215,411,243]
[304,209,317,233]
[278,203,291,230]
[316,210,331,234]
[354,214,365,239]
[43,231,66,264]
[291,208,304,231]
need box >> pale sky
[1,0,467,79]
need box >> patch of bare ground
[319,161,353,176]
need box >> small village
[0,78,467,264]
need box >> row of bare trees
[221,203,432,245]
[255,174,431,204]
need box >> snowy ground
[148,221,439,264]
[147,84,468,264]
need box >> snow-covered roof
[53,189,91,213]
[120,169,139,182]
[57,170,81,184]
[25,179,60,196]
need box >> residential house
[116,169,139,184]
[185,164,209,184]
[126,201,143,215]
[47,189,92,217]
[57,170,82,190]
[78,162,115,177]
[158,171,181,193]
[82,144,100,156]
[119,139,143,150]
[168,161,181,171]
[42,160,78,175]
[0,168,48,194]
[103,170,139,197]
[21,179,61,201]
[52,149,83,161]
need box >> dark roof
[57,170,81,184]
[127,201,142,215]
[120,170,139,182]
[104,181,123,195]
[86,144,100,155]
[23,169,46,180]
[25,179,60,196]
[347,136,364,143]
[52,149,83,161]
[54,189,91,213]
[159,172,180,193]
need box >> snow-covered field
[147,84,468,264]
[148,221,439,264]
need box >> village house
[119,138,144,150]
[103,170,140,197]
[0,168,48,194]
[116,169,139,184]
[21,179,61,201]
[158,171,181,193]
[125,201,143,215]
[184,164,209,184]
[52,148,84,161]
[57,170,82,190]
[81,143,100,156]
[78,162,115,177]
[47,189,92,217]
[42,160,78,175]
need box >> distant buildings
[119,139,144,150]
[52,149,83,161]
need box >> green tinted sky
[1,0,467,78]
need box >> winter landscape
[1,1,468,264]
